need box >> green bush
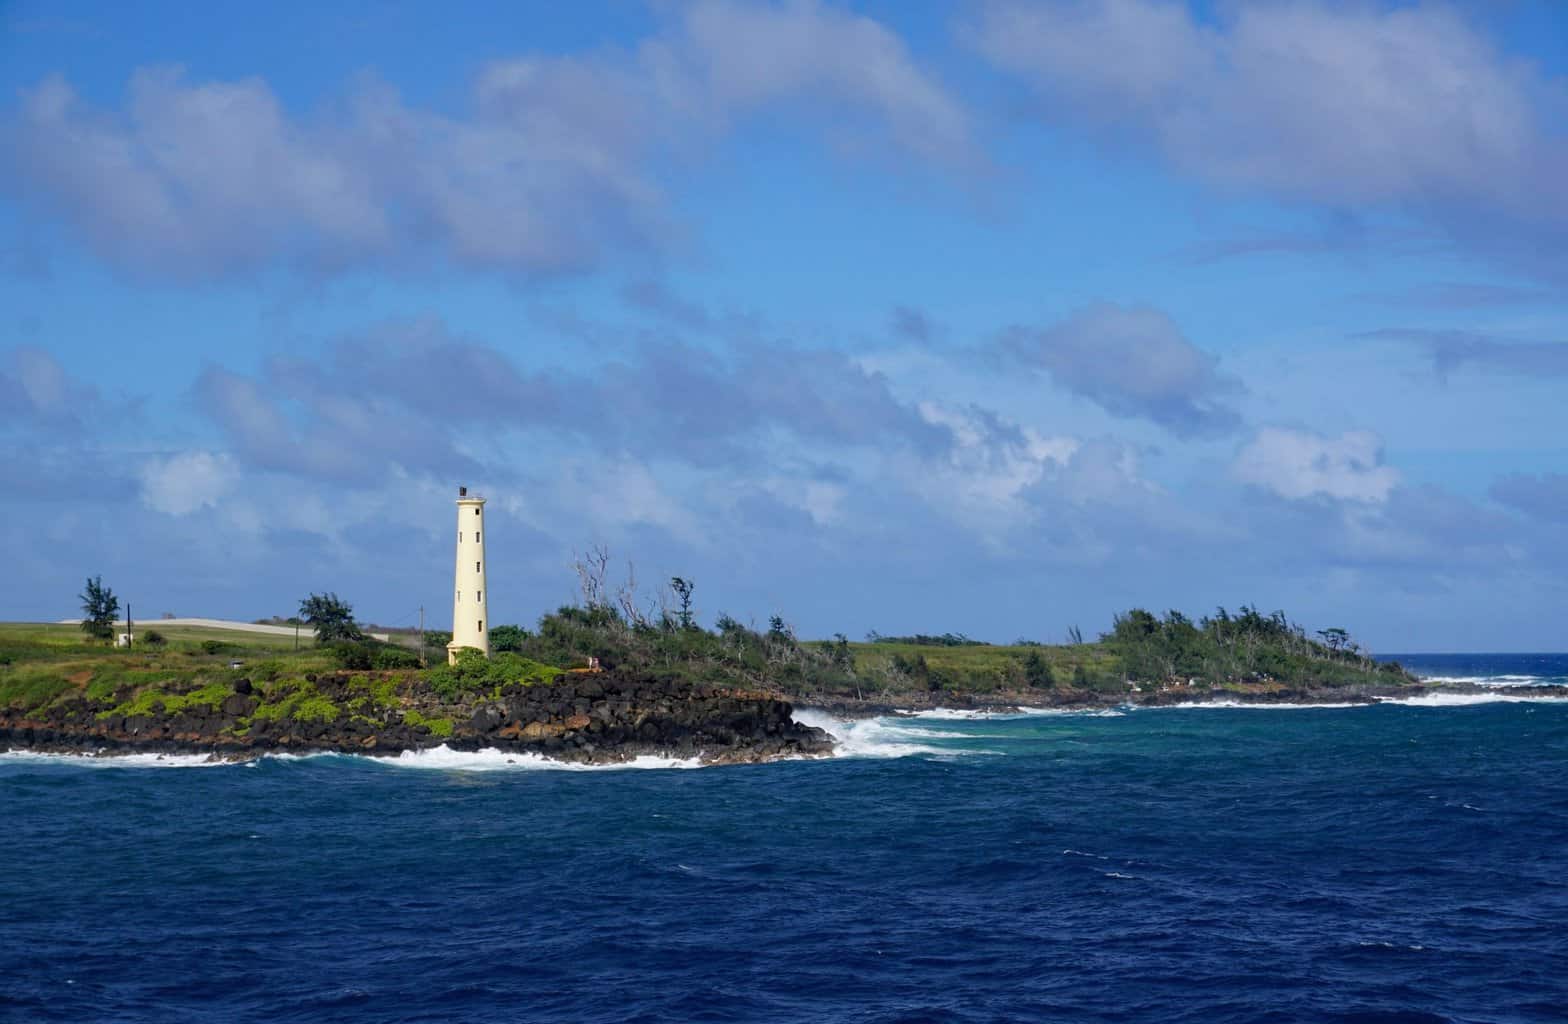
[371,645,421,670]
[421,650,563,700]
[489,624,529,652]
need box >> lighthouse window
[474,508,480,516]
[476,561,481,573]
[478,620,483,631]
[459,532,463,542]
[456,591,461,602]
[476,531,480,543]
[477,591,482,603]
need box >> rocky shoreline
[6,669,1561,766]
[796,679,1568,719]
[0,670,835,765]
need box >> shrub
[142,630,167,647]
[489,624,529,653]
[421,650,563,700]
[371,645,421,670]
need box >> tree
[489,624,528,652]
[79,575,119,643]
[670,577,696,631]
[1024,649,1055,688]
[298,592,362,644]
[1317,627,1351,653]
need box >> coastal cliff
[0,669,833,764]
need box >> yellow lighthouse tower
[447,486,490,665]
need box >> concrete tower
[447,486,490,665]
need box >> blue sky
[2,1,1565,651]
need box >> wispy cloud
[1353,282,1558,310]
[969,0,1568,277]
[1363,327,1568,378]
[1000,303,1243,438]
[3,1,979,281]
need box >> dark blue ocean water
[5,681,1568,1022]
[1386,652,1568,688]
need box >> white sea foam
[0,749,229,768]
[907,706,1123,720]
[1417,674,1560,687]
[1376,692,1568,707]
[791,709,983,758]
[904,708,1008,721]
[1156,700,1367,711]
[374,744,705,772]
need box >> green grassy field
[1,622,317,651]
[839,639,1125,694]
[0,622,341,713]
[848,639,1119,674]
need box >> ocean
[3,655,1567,1023]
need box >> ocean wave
[373,745,705,772]
[907,706,1123,720]
[791,709,986,759]
[1155,700,1368,711]
[1376,692,1568,707]
[0,745,709,773]
[0,749,231,769]
[1416,674,1562,687]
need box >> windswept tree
[670,577,696,631]
[1317,627,1351,653]
[79,575,119,643]
[298,592,362,644]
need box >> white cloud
[910,401,1078,536]
[1233,428,1399,503]
[139,451,239,516]
[1003,303,1241,437]
[970,1,1567,226]
[7,1,976,279]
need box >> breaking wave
[1376,692,1568,707]
[0,749,231,769]
[372,745,705,771]
[791,709,987,759]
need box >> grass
[402,708,455,737]
[0,622,341,718]
[842,640,1124,692]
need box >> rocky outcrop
[0,670,834,764]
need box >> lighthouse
[447,486,490,665]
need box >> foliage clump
[299,592,362,644]
[1102,606,1407,688]
[402,709,454,737]
[421,649,563,700]
[79,576,120,643]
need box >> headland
[0,604,1496,764]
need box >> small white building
[447,486,490,665]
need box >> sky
[1,0,1565,652]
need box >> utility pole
[419,605,425,668]
[127,602,132,648]
[294,617,300,651]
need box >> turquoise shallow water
[3,691,1567,1023]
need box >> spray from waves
[906,706,1124,721]
[791,709,991,758]
[1376,692,1568,707]
[1155,700,1369,711]
[372,745,704,772]
[1417,674,1565,687]
[0,749,231,769]
[0,746,705,773]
